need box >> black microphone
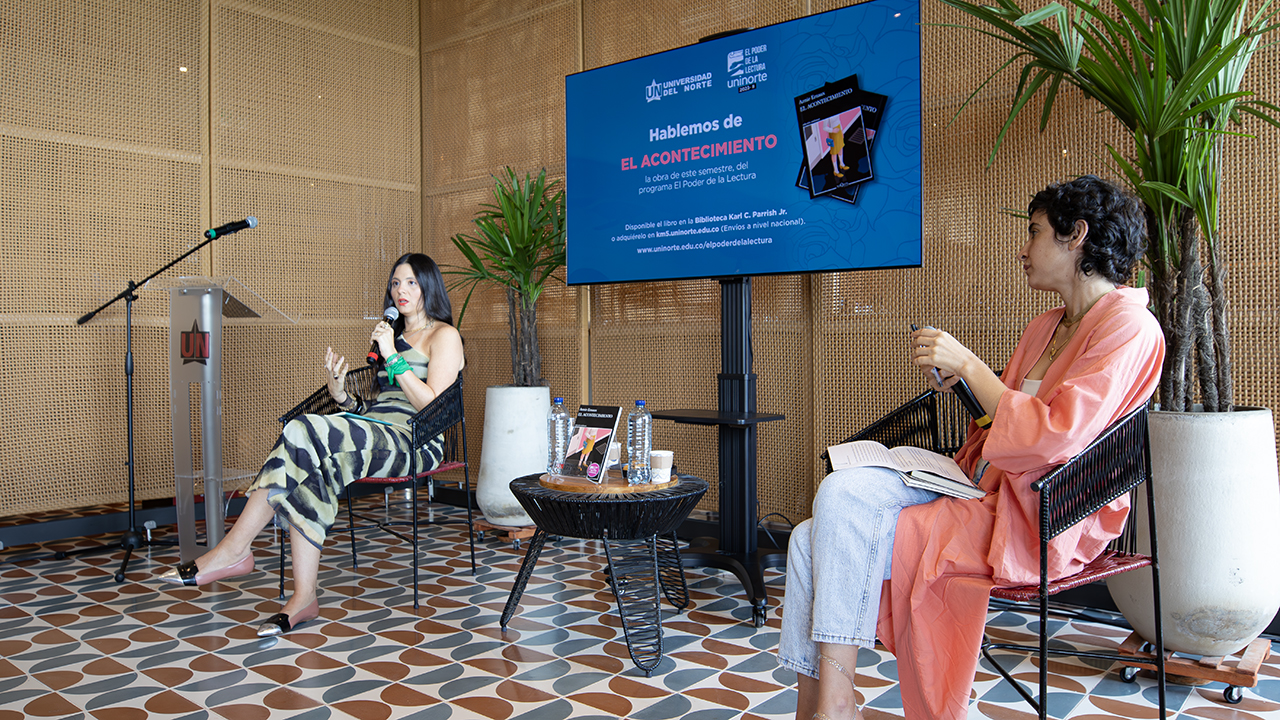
[204,217,258,239]
[367,306,400,364]
[950,377,992,429]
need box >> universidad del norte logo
[645,72,714,102]
[181,320,210,365]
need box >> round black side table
[498,473,708,675]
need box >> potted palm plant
[446,167,567,527]
[939,0,1280,655]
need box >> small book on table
[561,405,622,482]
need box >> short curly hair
[1028,175,1146,284]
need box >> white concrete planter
[474,385,546,527]
[1108,406,1280,656]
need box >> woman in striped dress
[160,253,465,637]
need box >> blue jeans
[778,466,940,678]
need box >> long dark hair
[383,253,454,332]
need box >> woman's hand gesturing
[325,347,349,401]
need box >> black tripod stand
[63,232,225,581]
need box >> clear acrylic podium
[165,277,294,562]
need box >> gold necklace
[1049,291,1109,360]
[404,317,435,340]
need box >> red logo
[181,320,210,365]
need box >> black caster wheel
[1224,685,1243,704]
[512,539,521,550]
[751,604,767,628]
[1119,666,1139,683]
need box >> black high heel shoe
[256,599,321,637]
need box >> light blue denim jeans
[778,466,940,679]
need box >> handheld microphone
[367,306,401,364]
[912,324,992,428]
[204,217,258,239]
[950,378,992,429]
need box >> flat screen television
[565,0,923,285]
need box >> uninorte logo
[646,79,662,102]
[181,320,210,365]
[727,49,744,76]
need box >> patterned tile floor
[0,498,1277,720]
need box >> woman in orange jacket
[781,176,1165,720]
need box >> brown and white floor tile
[0,500,1276,719]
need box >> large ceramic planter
[474,385,545,527]
[1108,406,1280,656]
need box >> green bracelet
[385,354,411,386]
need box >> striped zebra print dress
[249,337,445,547]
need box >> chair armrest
[407,375,466,450]
[278,365,379,425]
[1030,405,1150,541]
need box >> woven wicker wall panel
[751,274,813,525]
[212,168,420,319]
[422,4,576,189]
[0,138,205,317]
[214,2,420,184]
[422,0,563,50]
[0,325,176,516]
[589,281,722,512]
[0,0,204,515]
[239,0,418,49]
[1220,47,1280,426]
[582,0,805,70]
[0,0,203,152]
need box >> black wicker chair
[824,389,1166,720]
[274,367,476,609]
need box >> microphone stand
[59,234,217,582]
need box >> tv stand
[651,276,786,627]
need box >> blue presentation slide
[565,0,922,285]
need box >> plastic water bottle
[547,397,571,476]
[626,400,652,484]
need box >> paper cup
[651,450,674,483]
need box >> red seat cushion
[991,550,1152,602]
[353,460,467,485]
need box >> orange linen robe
[876,286,1165,719]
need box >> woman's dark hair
[1027,175,1147,284]
[384,253,454,329]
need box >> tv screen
[565,0,923,285]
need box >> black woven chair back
[1031,405,1149,543]
[822,388,972,474]
[410,375,466,464]
[278,365,380,424]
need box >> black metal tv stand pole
[651,276,785,627]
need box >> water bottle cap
[636,400,645,406]
[553,397,563,403]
